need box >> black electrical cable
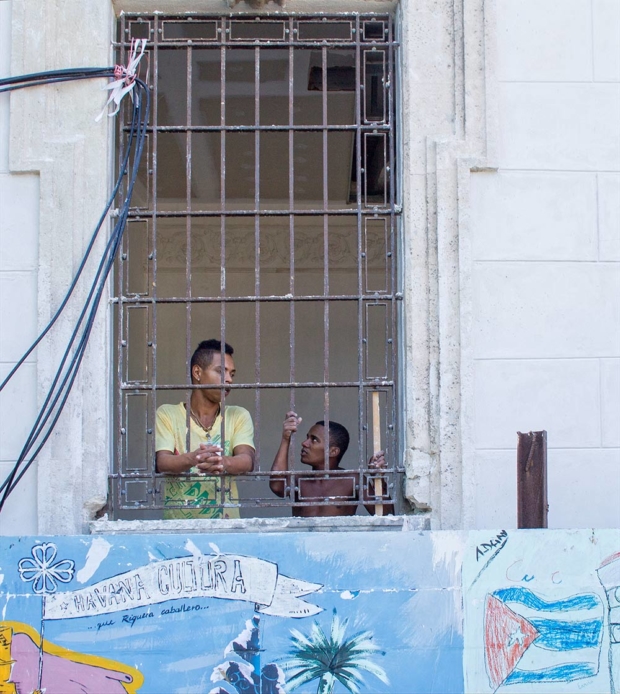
[0,66,128,393]
[11,96,142,457]
[0,79,149,509]
[0,86,135,394]
[0,67,114,93]
[0,71,150,513]
[0,78,149,504]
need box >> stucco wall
[1,0,114,535]
[0,0,39,534]
[467,0,620,529]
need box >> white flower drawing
[18,543,75,594]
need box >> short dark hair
[316,420,350,463]
[190,340,234,372]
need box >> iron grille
[111,13,402,519]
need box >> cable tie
[96,38,147,121]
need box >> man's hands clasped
[193,443,226,475]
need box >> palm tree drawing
[283,610,389,694]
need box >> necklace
[187,404,221,439]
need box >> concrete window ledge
[90,515,430,535]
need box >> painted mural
[463,529,620,694]
[2,530,618,693]
[0,532,463,694]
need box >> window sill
[89,514,429,535]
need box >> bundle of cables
[0,47,150,514]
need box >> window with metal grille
[111,13,402,520]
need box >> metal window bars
[111,13,402,518]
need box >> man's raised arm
[269,412,301,497]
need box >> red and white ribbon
[96,38,147,121]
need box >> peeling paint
[76,537,112,584]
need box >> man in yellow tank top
[155,340,255,519]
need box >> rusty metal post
[517,430,548,528]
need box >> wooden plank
[517,430,548,528]
[372,391,383,517]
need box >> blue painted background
[0,532,463,694]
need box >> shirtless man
[269,412,393,517]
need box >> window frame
[110,11,404,520]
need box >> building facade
[0,0,619,535]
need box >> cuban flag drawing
[484,586,604,690]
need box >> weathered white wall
[399,0,496,528]
[467,0,620,529]
[0,0,39,534]
[1,0,114,535]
